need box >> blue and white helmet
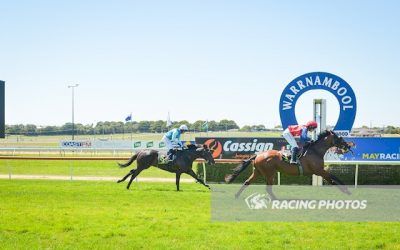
[179,124,189,131]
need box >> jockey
[282,121,318,164]
[162,124,189,163]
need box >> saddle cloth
[158,154,168,164]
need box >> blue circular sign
[279,72,357,133]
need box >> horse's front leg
[187,169,210,190]
[329,173,351,195]
[315,169,351,195]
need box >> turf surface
[0,160,175,178]
[1,180,399,249]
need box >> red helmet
[306,121,318,129]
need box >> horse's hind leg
[126,168,144,190]
[235,168,259,199]
[176,172,181,191]
[117,169,136,183]
[266,173,277,200]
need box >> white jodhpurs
[282,128,299,148]
[162,135,174,150]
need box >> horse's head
[319,130,355,155]
[332,132,355,155]
[196,144,216,165]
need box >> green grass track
[1,180,399,249]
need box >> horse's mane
[302,130,332,151]
[186,144,200,150]
[316,130,332,141]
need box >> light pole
[68,84,79,140]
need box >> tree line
[5,120,271,136]
[7,121,398,136]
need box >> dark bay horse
[117,144,215,191]
[225,130,355,199]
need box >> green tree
[192,120,205,132]
[150,120,166,133]
[138,121,151,133]
[24,124,37,135]
[207,121,218,131]
[218,119,239,131]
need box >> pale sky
[1,1,399,128]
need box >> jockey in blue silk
[162,124,189,163]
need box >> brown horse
[225,130,355,199]
[117,144,215,191]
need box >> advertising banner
[195,137,288,159]
[60,140,196,150]
[340,137,400,161]
[196,137,400,162]
[279,72,357,132]
[60,140,93,148]
[92,140,132,149]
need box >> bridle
[329,130,354,155]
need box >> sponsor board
[93,140,132,149]
[279,72,357,132]
[196,137,288,159]
[196,137,400,161]
[60,140,195,150]
[60,140,93,148]
[340,137,400,161]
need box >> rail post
[355,164,359,188]
[202,162,207,184]
[7,160,11,180]
[69,160,73,181]
[277,172,281,185]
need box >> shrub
[195,162,311,185]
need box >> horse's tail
[118,153,138,168]
[225,155,257,183]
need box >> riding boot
[166,149,176,165]
[290,147,299,164]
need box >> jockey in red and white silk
[282,121,318,164]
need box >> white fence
[0,147,168,156]
[324,160,400,187]
[0,153,399,187]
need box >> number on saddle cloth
[158,153,168,164]
[158,147,186,164]
[281,148,304,163]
